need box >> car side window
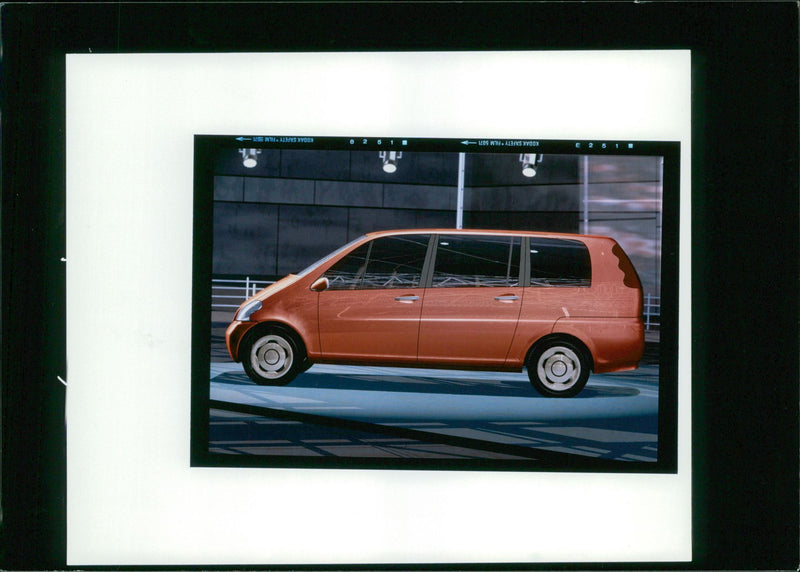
[529,238,591,287]
[324,243,370,289]
[325,234,429,290]
[431,235,521,287]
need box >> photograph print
[192,135,678,472]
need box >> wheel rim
[250,334,294,379]
[537,346,581,392]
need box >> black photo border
[2,2,797,570]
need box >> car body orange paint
[226,229,645,395]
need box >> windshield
[296,235,366,278]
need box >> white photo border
[66,51,691,565]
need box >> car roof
[364,228,611,241]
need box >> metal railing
[644,293,660,331]
[211,277,275,310]
[211,276,661,331]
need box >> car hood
[243,274,301,304]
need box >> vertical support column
[582,155,590,235]
[456,152,465,229]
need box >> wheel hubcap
[264,349,280,365]
[551,360,568,377]
[250,335,293,379]
[537,346,581,391]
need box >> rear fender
[552,317,643,373]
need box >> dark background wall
[212,148,582,277]
[212,148,662,297]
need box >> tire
[241,327,305,386]
[527,339,590,398]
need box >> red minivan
[225,229,644,397]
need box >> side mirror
[310,276,329,292]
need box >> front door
[317,234,430,363]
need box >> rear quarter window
[529,237,591,287]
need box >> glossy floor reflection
[209,362,659,462]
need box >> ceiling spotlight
[240,148,261,168]
[379,150,402,173]
[520,153,543,177]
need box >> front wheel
[241,328,305,386]
[527,340,590,397]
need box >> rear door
[317,234,431,363]
[417,234,523,367]
[505,236,595,365]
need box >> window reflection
[432,235,520,288]
[325,235,429,290]
[529,238,591,287]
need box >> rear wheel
[241,327,305,386]
[527,340,590,397]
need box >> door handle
[394,295,420,302]
[494,295,519,301]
